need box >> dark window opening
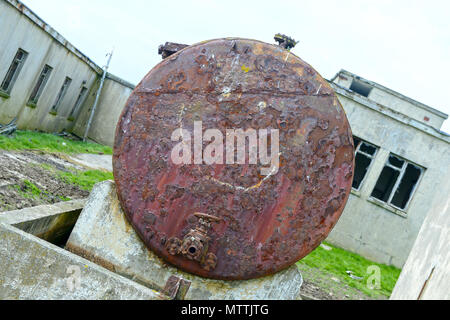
[1,49,28,93]
[68,86,88,119]
[353,153,372,190]
[28,65,52,105]
[371,153,423,211]
[352,136,378,191]
[371,166,400,202]
[353,136,361,148]
[349,79,372,97]
[51,77,72,113]
[391,164,421,209]
[359,142,377,155]
[388,155,404,168]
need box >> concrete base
[0,222,166,300]
[66,180,303,300]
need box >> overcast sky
[20,0,450,133]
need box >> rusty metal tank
[113,38,354,280]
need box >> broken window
[349,79,372,97]
[1,48,28,94]
[28,65,53,106]
[352,136,378,191]
[68,86,88,120]
[50,77,72,113]
[371,154,423,211]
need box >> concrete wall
[390,173,450,300]
[0,0,133,144]
[72,74,134,147]
[0,222,165,299]
[333,70,448,130]
[326,85,450,268]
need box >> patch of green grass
[37,162,112,192]
[12,179,46,200]
[0,130,112,155]
[58,195,72,201]
[9,179,72,204]
[296,242,401,299]
[57,169,113,191]
[22,179,42,198]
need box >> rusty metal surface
[163,275,191,300]
[274,34,298,50]
[158,42,189,59]
[113,38,354,280]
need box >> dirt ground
[0,150,109,212]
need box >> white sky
[20,0,450,133]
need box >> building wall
[0,0,132,141]
[72,74,134,147]
[326,88,450,267]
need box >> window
[349,79,372,97]
[352,137,378,190]
[50,77,72,114]
[68,86,88,120]
[371,154,423,210]
[28,65,53,106]
[1,49,28,94]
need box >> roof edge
[6,0,136,90]
[105,72,135,90]
[330,81,450,143]
[337,69,448,120]
[6,0,103,74]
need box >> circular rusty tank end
[113,38,354,280]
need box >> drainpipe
[83,49,113,142]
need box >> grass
[13,179,46,199]
[39,162,113,192]
[296,242,401,299]
[22,180,42,198]
[12,179,71,202]
[57,169,114,191]
[0,130,112,155]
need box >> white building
[0,0,132,146]
[327,70,449,267]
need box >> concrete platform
[0,222,166,300]
[68,153,113,172]
[66,180,303,300]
